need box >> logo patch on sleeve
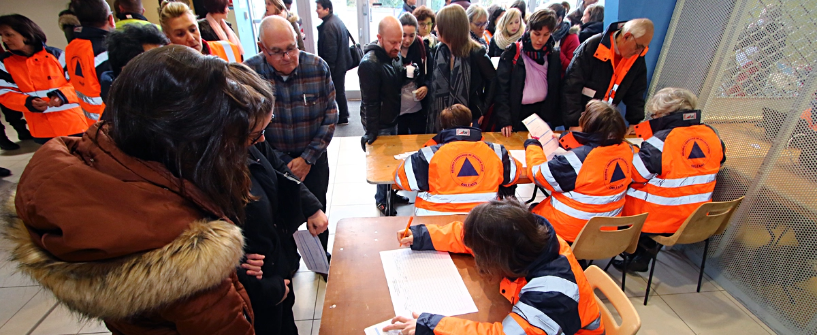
[683,112,697,120]
[455,129,471,136]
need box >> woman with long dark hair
[0,14,87,144]
[6,45,271,334]
[197,0,244,55]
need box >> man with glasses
[562,18,654,134]
[245,16,337,260]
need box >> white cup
[406,65,415,78]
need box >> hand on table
[501,125,513,138]
[396,229,414,247]
[242,253,265,279]
[307,210,328,236]
[287,157,311,181]
[382,312,420,335]
[360,134,377,152]
[627,124,636,135]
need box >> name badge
[582,87,597,98]
[456,129,471,136]
[683,112,697,120]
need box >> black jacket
[360,42,405,136]
[402,37,432,112]
[238,141,322,334]
[488,37,503,57]
[562,21,648,127]
[494,39,562,130]
[317,13,352,73]
[578,21,604,43]
[197,18,233,43]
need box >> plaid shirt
[245,52,337,164]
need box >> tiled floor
[0,128,777,334]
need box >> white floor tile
[311,319,321,335]
[313,277,326,319]
[292,271,320,321]
[602,295,695,335]
[661,291,771,335]
[0,289,57,335]
[78,319,109,334]
[295,320,312,335]
[645,249,723,295]
[333,163,368,184]
[0,160,29,185]
[596,264,656,298]
[336,138,367,166]
[329,182,377,206]
[721,292,775,334]
[29,303,87,335]
[0,286,40,328]
[0,260,38,288]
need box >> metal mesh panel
[651,1,817,334]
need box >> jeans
[375,125,398,204]
[332,70,349,121]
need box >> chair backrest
[658,197,745,246]
[571,214,648,260]
[585,265,641,335]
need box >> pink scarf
[205,13,244,55]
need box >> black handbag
[348,32,363,70]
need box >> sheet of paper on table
[293,230,330,274]
[380,249,478,318]
[522,114,562,160]
[627,137,644,147]
[394,151,418,160]
[510,150,526,167]
[364,320,402,335]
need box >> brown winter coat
[2,124,255,335]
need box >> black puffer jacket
[562,21,648,127]
[578,21,604,43]
[494,38,562,130]
[317,13,352,73]
[359,42,405,136]
[238,140,323,334]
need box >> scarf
[205,13,244,55]
[494,22,525,51]
[428,44,471,133]
[521,32,552,65]
[471,31,488,47]
[552,21,570,43]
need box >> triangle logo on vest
[688,142,706,159]
[610,162,627,183]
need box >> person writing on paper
[394,104,522,216]
[615,88,725,272]
[525,100,633,243]
[562,18,653,133]
[493,9,563,137]
[386,200,605,335]
[240,90,329,334]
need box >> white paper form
[394,151,418,160]
[510,150,526,167]
[364,320,402,335]
[293,230,329,274]
[380,249,478,317]
[522,114,562,160]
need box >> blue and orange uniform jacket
[394,127,522,216]
[525,132,634,242]
[63,26,110,125]
[408,216,605,335]
[203,40,243,63]
[623,110,726,234]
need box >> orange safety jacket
[394,127,521,216]
[64,26,110,125]
[526,132,634,242]
[408,216,605,335]
[593,27,649,105]
[203,40,243,63]
[0,45,88,138]
[623,110,726,234]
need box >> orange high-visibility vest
[204,40,242,63]
[408,218,605,335]
[0,47,89,138]
[64,31,108,125]
[592,27,648,104]
[624,110,725,234]
[394,127,521,215]
[527,132,634,242]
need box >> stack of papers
[293,230,329,274]
[522,114,563,160]
[394,151,417,160]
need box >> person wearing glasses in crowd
[264,0,305,51]
[466,5,490,47]
[245,16,337,260]
[413,5,438,49]
[159,1,242,62]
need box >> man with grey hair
[562,18,654,132]
[245,16,337,256]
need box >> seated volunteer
[159,1,242,62]
[493,9,562,137]
[525,100,633,243]
[616,87,725,272]
[6,45,267,334]
[386,200,605,335]
[394,104,521,216]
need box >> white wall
[0,0,74,49]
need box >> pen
[400,217,414,247]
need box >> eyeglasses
[473,21,489,28]
[250,129,265,144]
[262,45,299,60]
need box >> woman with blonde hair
[488,7,524,57]
[264,0,305,50]
[427,4,495,133]
[466,5,490,47]
[159,1,242,62]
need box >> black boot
[391,190,410,204]
[612,254,651,273]
[0,167,11,177]
[0,132,20,151]
[14,125,33,141]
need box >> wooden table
[319,216,513,335]
[365,131,532,185]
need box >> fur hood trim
[569,25,580,35]
[2,195,245,320]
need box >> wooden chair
[585,265,641,335]
[572,213,648,291]
[643,196,745,305]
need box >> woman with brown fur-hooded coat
[1,45,276,334]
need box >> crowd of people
[0,0,727,334]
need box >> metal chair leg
[604,256,615,271]
[621,254,628,291]
[644,245,662,306]
[525,185,540,204]
[698,239,710,293]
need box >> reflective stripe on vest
[501,314,527,335]
[416,191,497,204]
[512,302,566,335]
[562,189,626,205]
[414,207,470,216]
[0,78,18,88]
[212,41,238,63]
[76,91,104,105]
[645,136,664,152]
[551,195,623,220]
[402,155,420,191]
[43,103,81,113]
[585,314,602,331]
[626,188,712,206]
[57,53,70,80]
[648,173,717,188]
[94,52,109,67]
[0,88,18,96]
[533,163,564,192]
[488,142,516,182]
[520,276,580,302]
[632,152,655,180]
